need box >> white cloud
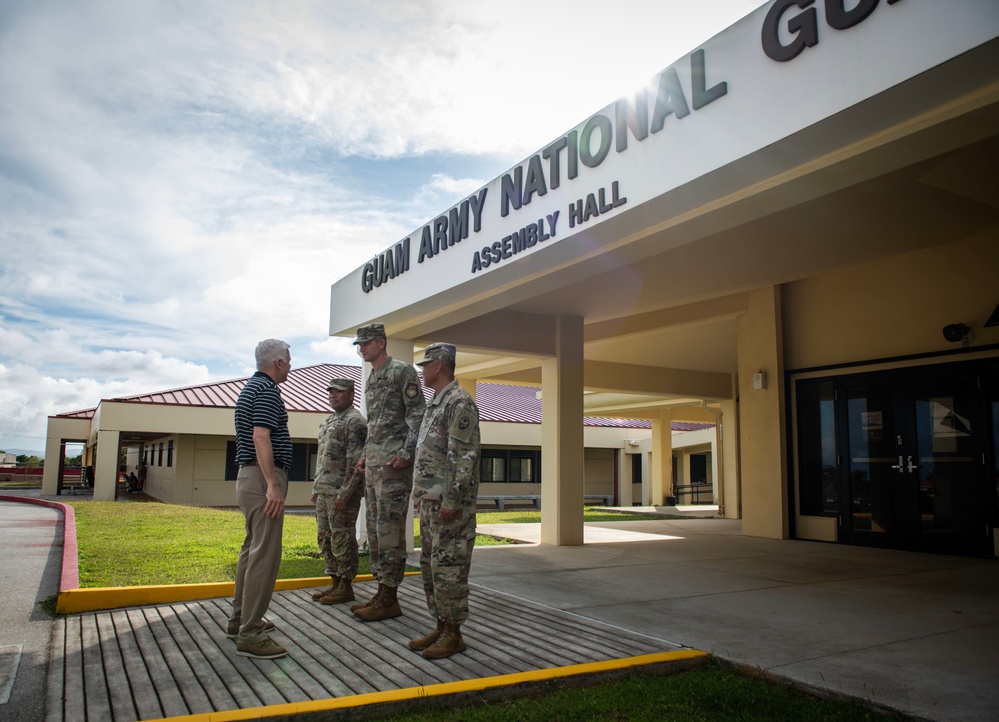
[0,0,767,450]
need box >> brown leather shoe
[312,578,339,601]
[349,584,382,613]
[408,619,445,651]
[353,584,402,622]
[320,580,355,605]
[422,621,466,659]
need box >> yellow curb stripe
[152,649,709,721]
[56,571,420,614]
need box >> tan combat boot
[408,619,445,651]
[422,620,466,659]
[312,577,339,601]
[349,585,382,613]
[353,584,401,622]
[320,578,355,605]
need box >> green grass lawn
[68,503,674,588]
[385,658,906,721]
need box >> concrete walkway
[0,499,62,722]
[474,517,999,721]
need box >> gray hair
[255,339,290,370]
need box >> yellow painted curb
[56,571,420,614]
[152,649,709,721]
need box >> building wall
[783,232,999,371]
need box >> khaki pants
[229,464,287,643]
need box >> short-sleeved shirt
[234,371,293,468]
[412,380,481,510]
[313,406,367,497]
[363,357,426,466]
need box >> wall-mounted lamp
[625,439,641,447]
[942,323,972,347]
[753,371,767,390]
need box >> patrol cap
[326,377,354,392]
[352,323,386,344]
[416,342,456,366]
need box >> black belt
[241,460,291,474]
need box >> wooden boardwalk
[46,580,683,721]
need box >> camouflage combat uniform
[411,379,481,623]
[313,405,367,582]
[364,357,426,588]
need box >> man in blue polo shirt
[227,338,293,659]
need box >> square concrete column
[541,316,584,545]
[93,429,121,501]
[737,286,787,538]
[718,397,741,519]
[618,448,634,507]
[650,411,674,506]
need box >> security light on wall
[942,323,972,346]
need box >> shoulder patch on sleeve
[450,410,476,443]
[404,381,420,399]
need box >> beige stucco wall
[783,231,999,370]
[41,416,92,494]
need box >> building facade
[326,1,999,553]
[42,364,717,509]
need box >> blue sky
[0,0,766,453]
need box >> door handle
[890,456,904,471]
[907,456,920,473]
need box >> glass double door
[840,364,990,555]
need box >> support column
[618,448,634,507]
[93,429,121,501]
[42,436,63,495]
[737,286,787,538]
[718,397,740,518]
[540,316,584,545]
[650,411,674,506]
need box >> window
[225,441,317,482]
[157,442,164,467]
[480,451,506,482]
[480,448,540,483]
[166,440,174,468]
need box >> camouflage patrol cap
[326,377,354,392]
[352,323,386,344]
[416,342,456,366]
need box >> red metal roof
[94,363,711,431]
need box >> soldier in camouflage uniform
[408,342,481,659]
[351,323,427,622]
[310,377,367,606]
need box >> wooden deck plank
[95,613,137,721]
[184,601,263,709]
[45,614,70,722]
[469,585,658,659]
[79,616,112,720]
[264,594,384,697]
[56,580,680,721]
[126,607,187,717]
[197,600,298,708]
[110,610,163,721]
[270,591,431,692]
[156,604,226,714]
